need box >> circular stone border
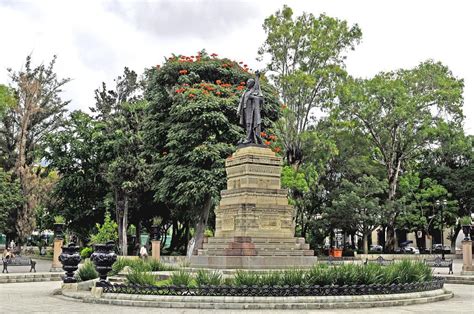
[60,288,453,309]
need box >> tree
[1,55,70,241]
[93,68,149,256]
[144,52,281,255]
[0,84,16,118]
[327,175,387,254]
[337,60,464,251]
[43,111,109,241]
[259,5,362,167]
[0,169,24,236]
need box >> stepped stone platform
[191,145,316,269]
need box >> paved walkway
[0,281,472,313]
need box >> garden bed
[97,277,445,296]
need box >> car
[369,244,383,252]
[432,244,451,253]
[402,246,420,254]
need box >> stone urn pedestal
[191,145,316,269]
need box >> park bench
[424,256,453,274]
[364,256,393,266]
[2,256,36,273]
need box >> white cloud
[0,0,472,133]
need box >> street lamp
[436,199,448,260]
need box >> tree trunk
[115,189,124,254]
[363,233,368,254]
[121,194,128,256]
[187,196,212,258]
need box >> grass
[111,259,434,288]
[110,257,176,275]
[76,260,98,281]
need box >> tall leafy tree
[337,60,464,251]
[0,55,69,241]
[144,52,280,255]
[0,169,24,236]
[259,5,362,167]
[44,111,109,240]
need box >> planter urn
[59,243,81,283]
[151,225,160,241]
[462,225,472,241]
[91,241,117,282]
[53,223,65,239]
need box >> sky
[0,0,472,134]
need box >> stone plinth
[191,145,315,268]
[51,238,63,271]
[462,240,473,272]
[151,240,160,261]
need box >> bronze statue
[237,71,264,145]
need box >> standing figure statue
[237,71,264,145]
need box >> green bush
[170,269,193,286]
[76,260,98,281]
[90,211,118,245]
[126,268,156,285]
[281,269,305,286]
[80,247,93,259]
[147,259,176,271]
[233,270,260,286]
[259,271,282,286]
[196,270,222,286]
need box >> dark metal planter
[97,277,445,297]
[91,241,117,282]
[59,243,81,283]
[462,225,471,240]
[54,223,65,239]
[151,225,160,241]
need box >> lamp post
[436,199,447,260]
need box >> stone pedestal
[50,238,63,271]
[151,240,160,261]
[191,146,316,269]
[462,240,474,272]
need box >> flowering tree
[144,51,281,254]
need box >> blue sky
[0,0,472,133]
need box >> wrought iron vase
[91,241,117,282]
[151,225,160,241]
[462,225,472,240]
[59,243,81,283]
[53,223,65,239]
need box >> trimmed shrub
[76,260,98,281]
[126,268,156,285]
[80,247,93,259]
[196,270,222,286]
[170,269,193,286]
[233,270,260,286]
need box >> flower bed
[97,277,445,297]
[98,260,445,297]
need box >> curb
[61,288,453,309]
[0,272,62,284]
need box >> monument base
[190,255,317,269]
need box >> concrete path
[0,281,472,313]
